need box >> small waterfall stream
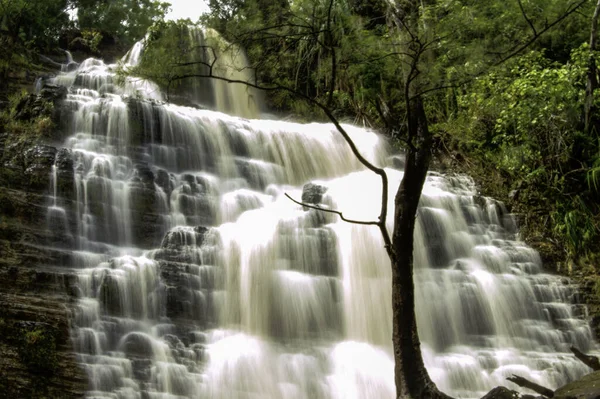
[42,36,595,399]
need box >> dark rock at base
[554,371,600,399]
[16,321,59,374]
[301,182,327,205]
[480,386,520,399]
[0,293,87,398]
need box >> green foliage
[76,0,170,45]
[437,43,600,259]
[0,0,72,51]
[1,90,56,139]
[81,29,103,53]
[121,20,220,92]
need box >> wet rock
[222,124,250,157]
[235,158,269,190]
[99,272,124,316]
[389,154,405,169]
[23,145,57,192]
[121,332,155,359]
[301,182,327,205]
[39,84,68,103]
[0,292,87,398]
[155,168,174,197]
[554,370,600,399]
[166,286,193,319]
[419,207,450,268]
[14,87,65,122]
[131,163,155,189]
[55,148,75,199]
[127,98,161,147]
[131,358,153,382]
[160,226,209,251]
[480,387,520,399]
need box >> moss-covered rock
[554,370,600,399]
[17,322,58,374]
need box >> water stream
[42,35,595,399]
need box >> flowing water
[42,35,596,399]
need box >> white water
[42,36,596,399]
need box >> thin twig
[285,193,380,225]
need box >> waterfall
[43,37,596,399]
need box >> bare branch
[507,375,554,397]
[411,0,588,99]
[285,193,380,226]
[517,0,537,36]
[493,0,586,67]
[571,346,600,370]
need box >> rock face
[301,182,327,204]
[554,371,600,399]
[0,89,88,398]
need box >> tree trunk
[391,96,451,399]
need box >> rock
[155,168,174,197]
[131,358,153,382]
[39,84,68,103]
[17,321,59,374]
[23,145,57,192]
[131,163,155,189]
[301,182,327,205]
[554,371,600,399]
[0,293,87,398]
[160,226,209,251]
[99,272,124,316]
[235,158,269,190]
[55,148,75,199]
[120,332,155,359]
[389,154,405,169]
[480,386,520,399]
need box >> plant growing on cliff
[19,326,58,374]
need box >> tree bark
[571,346,600,371]
[391,96,451,399]
[506,375,554,398]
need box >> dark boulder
[120,332,155,359]
[301,182,327,205]
[480,387,520,399]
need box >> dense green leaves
[76,0,170,45]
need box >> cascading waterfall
[41,36,596,399]
[121,27,262,119]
